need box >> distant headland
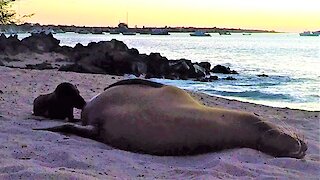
[0,23,277,34]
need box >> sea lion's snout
[257,130,308,159]
[74,95,86,109]
[288,139,307,159]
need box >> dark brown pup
[33,82,86,121]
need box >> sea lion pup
[33,82,86,121]
[35,79,307,158]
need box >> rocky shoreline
[0,33,238,82]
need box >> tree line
[0,0,33,24]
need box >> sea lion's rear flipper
[34,124,98,139]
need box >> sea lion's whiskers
[290,139,302,155]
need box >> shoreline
[0,66,319,179]
[1,33,318,112]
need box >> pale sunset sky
[14,0,320,32]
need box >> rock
[0,33,236,82]
[199,76,219,82]
[110,39,129,51]
[168,59,191,79]
[59,63,105,74]
[0,90,3,94]
[21,32,60,53]
[225,76,237,80]
[131,61,147,77]
[211,65,238,74]
[128,48,139,56]
[198,62,211,74]
[192,64,207,78]
[0,34,24,55]
[3,57,20,62]
[25,62,55,70]
[146,53,169,78]
[257,74,269,77]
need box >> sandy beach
[0,66,319,179]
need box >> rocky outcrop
[25,62,55,70]
[60,41,213,80]
[0,34,24,55]
[0,32,62,55]
[21,33,60,53]
[1,33,240,82]
[211,65,238,74]
[224,76,237,80]
[257,74,269,77]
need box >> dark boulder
[211,65,238,74]
[0,34,25,55]
[146,53,169,78]
[168,59,191,79]
[225,76,237,80]
[110,39,129,51]
[198,75,219,82]
[25,62,55,70]
[257,74,269,77]
[131,61,148,77]
[198,62,211,74]
[128,48,139,56]
[192,64,207,78]
[59,63,105,74]
[21,32,60,52]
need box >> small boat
[121,31,136,35]
[242,33,252,35]
[151,29,169,35]
[190,30,211,37]
[299,31,319,36]
[219,31,231,35]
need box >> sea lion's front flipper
[34,124,98,139]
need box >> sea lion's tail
[105,79,164,90]
[34,124,98,140]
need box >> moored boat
[151,29,169,35]
[121,31,136,35]
[219,31,231,35]
[190,30,211,37]
[299,31,319,36]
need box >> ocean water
[17,32,320,111]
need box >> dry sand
[0,66,319,179]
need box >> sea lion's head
[55,82,86,109]
[257,129,307,159]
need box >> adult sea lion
[33,82,86,121]
[35,79,307,158]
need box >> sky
[13,0,320,32]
